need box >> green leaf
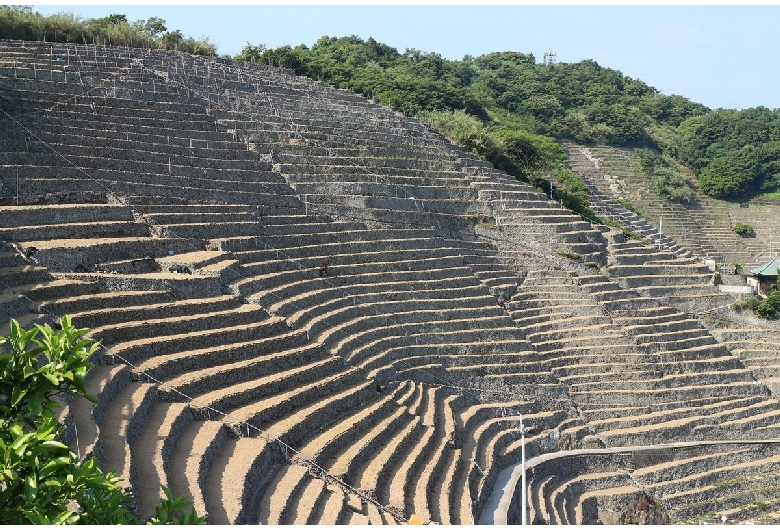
[41,477,64,489]
[9,422,24,438]
[38,455,72,479]
[11,431,33,454]
[52,510,77,525]
[24,474,37,502]
[41,370,61,386]
[1,468,19,482]
[10,385,27,407]
[28,393,43,417]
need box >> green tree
[756,290,780,319]
[139,16,166,39]
[698,145,758,199]
[236,42,266,62]
[160,29,183,50]
[0,316,205,525]
[652,167,695,202]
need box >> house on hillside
[747,256,780,296]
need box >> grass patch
[756,190,780,201]
[555,250,580,261]
[712,477,747,488]
[474,216,496,229]
[733,297,761,313]
[617,198,638,213]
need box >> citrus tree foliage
[0,316,205,524]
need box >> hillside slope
[2,40,780,525]
[561,141,777,270]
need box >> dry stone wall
[2,39,780,525]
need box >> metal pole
[520,416,527,526]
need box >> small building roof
[749,255,780,276]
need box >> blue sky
[27,3,780,111]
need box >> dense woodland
[4,6,780,206]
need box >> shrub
[651,167,695,202]
[756,290,780,319]
[419,109,502,164]
[733,223,756,237]
[622,228,643,241]
[475,216,496,229]
[635,147,657,175]
[732,297,761,313]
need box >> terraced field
[3,40,780,525]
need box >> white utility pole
[520,416,527,525]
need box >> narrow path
[479,438,780,525]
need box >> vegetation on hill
[237,37,615,219]
[0,6,216,55]
[635,147,696,203]
[0,316,205,524]
[4,6,780,204]
[733,222,756,237]
[238,35,780,204]
[734,290,780,320]
[677,107,780,199]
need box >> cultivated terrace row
[2,39,780,525]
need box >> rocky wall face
[593,491,671,525]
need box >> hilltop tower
[543,48,557,66]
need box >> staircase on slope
[561,141,734,262]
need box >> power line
[0,41,561,524]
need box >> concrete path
[479,438,780,525]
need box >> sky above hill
[27,2,780,112]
